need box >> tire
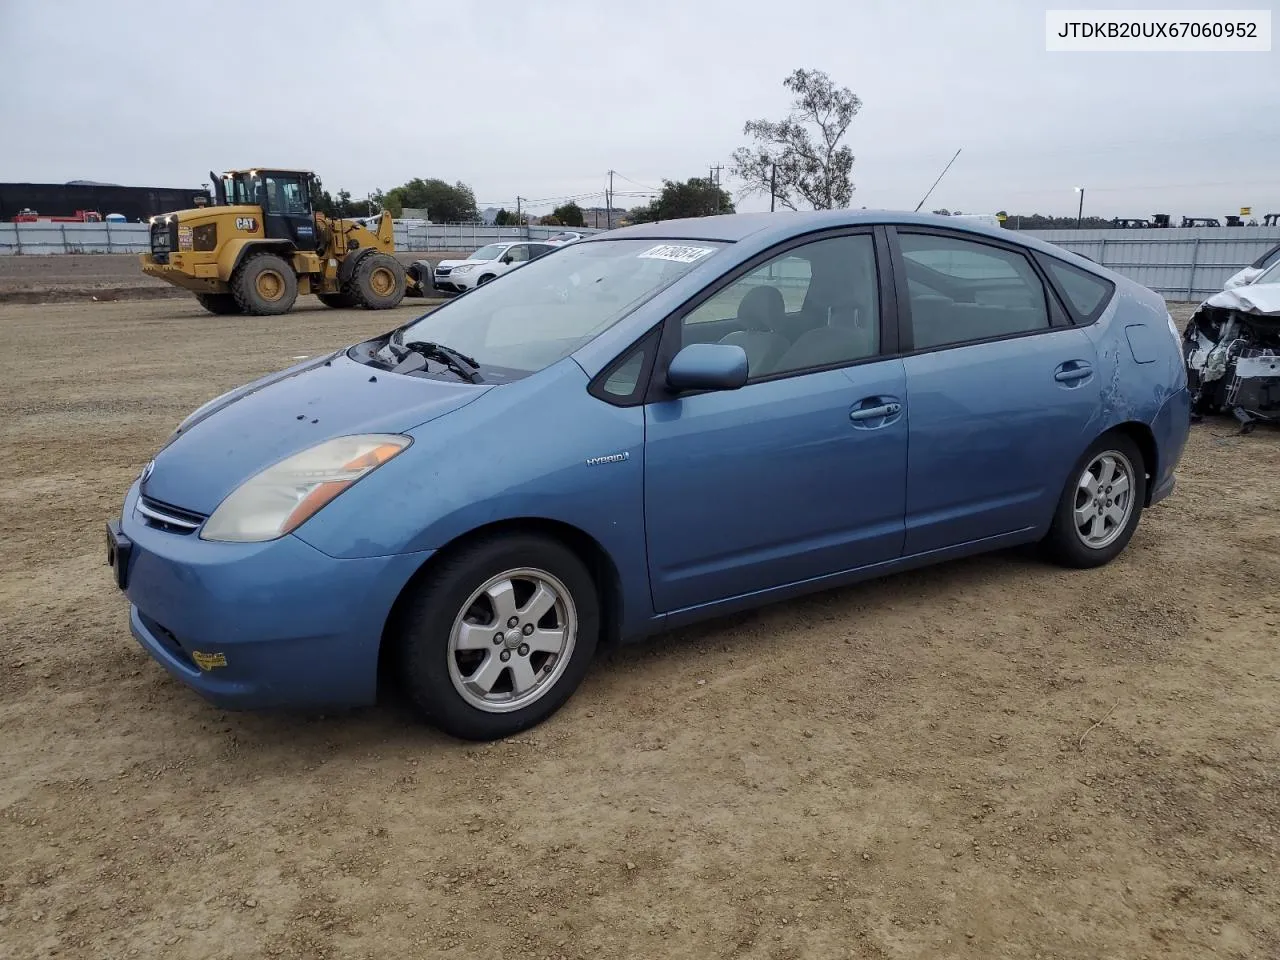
[230,252,298,316]
[317,292,358,309]
[477,274,495,286]
[348,252,405,309]
[194,292,241,315]
[1042,432,1146,569]
[394,534,600,741]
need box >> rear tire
[317,292,358,309]
[1042,432,1146,569]
[231,252,298,316]
[348,252,406,309]
[194,293,241,315]
[393,534,599,741]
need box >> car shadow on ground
[139,543,1049,754]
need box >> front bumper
[111,481,433,710]
[140,258,225,293]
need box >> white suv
[433,241,556,293]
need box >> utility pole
[1074,186,1085,229]
[516,196,522,225]
[606,171,615,230]
[708,164,723,214]
[769,163,777,212]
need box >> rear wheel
[348,252,405,309]
[1043,433,1146,568]
[317,291,358,309]
[231,252,298,316]
[394,534,599,741]
[194,292,241,315]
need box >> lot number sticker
[637,244,716,264]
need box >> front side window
[263,174,310,215]
[681,234,880,378]
[899,233,1049,350]
[505,244,531,263]
[390,239,723,379]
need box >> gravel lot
[2,298,1278,960]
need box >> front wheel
[394,535,599,741]
[348,252,406,309]
[1043,433,1146,568]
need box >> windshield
[224,173,260,206]
[392,239,724,379]
[1255,258,1280,286]
[469,244,508,261]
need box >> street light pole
[1075,186,1085,229]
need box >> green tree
[381,178,478,222]
[308,176,336,217]
[551,202,586,227]
[732,68,861,210]
[540,215,562,226]
[629,178,734,222]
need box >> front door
[643,231,909,613]
[891,228,1103,554]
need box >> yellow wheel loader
[140,168,430,316]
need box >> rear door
[890,227,1101,555]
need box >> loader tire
[231,252,298,316]
[348,253,406,310]
[318,292,358,309]
[194,293,241,315]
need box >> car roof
[592,210,1109,277]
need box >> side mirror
[500,255,513,264]
[666,343,749,393]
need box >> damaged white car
[1185,258,1280,426]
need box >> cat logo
[234,217,257,231]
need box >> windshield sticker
[637,244,716,264]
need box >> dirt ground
[0,254,452,303]
[2,297,1278,960]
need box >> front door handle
[850,402,901,421]
[1054,361,1093,383]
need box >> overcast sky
[1,0,1276,219]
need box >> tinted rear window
[1043,258,1114,320]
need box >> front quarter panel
[293,359,655,633]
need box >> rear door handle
[850,402,901,421]
[1054,362,1093,383]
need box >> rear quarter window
[1041,257,1114,322]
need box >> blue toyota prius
[107,211,1190,740]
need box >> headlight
[452,264,477,273]
[201,434,411,542]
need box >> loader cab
[217,168,318,251]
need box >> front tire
[194,292,241,315]
[348,252,406,309]
[394,534,599,741]
[1043,433,1146,568]
[231,252,298,316]
[477,273,495,286]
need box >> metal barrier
[1025,227,1280,300]
[0,221,603,256]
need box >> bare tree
[731,69,861,211]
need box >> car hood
[436,258,467,269]
[143,353,488,515]
[1201,283,1280,316]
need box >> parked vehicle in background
[1186,256,1280,425]
[1223,241,1280,290]
[432,241,555,293]
[108,210,1189,741]
[545,231,587,245]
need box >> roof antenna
[914,148,962,213]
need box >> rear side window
[1042,258,1114,321]
[898,232,1049,351]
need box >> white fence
[0,220,604,256]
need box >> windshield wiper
[387,336,484,383]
